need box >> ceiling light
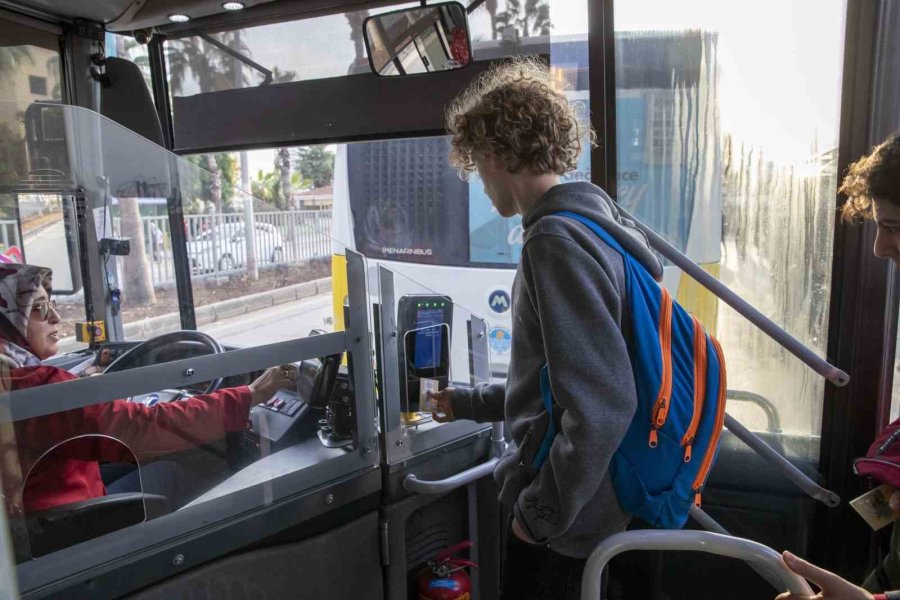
[222,2,246,10]
[168,13,191,22]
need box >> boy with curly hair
[428,57,663,599]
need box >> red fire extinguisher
[416,540,478,600]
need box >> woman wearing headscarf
[0,263,295,516]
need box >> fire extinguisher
[416,540,478,600]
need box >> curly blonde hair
[840,132,900,222]
[446,57,594,176]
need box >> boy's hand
[512,518,538,544]
[428,388,456,422]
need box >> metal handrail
[403,457,499,494]
[727,389,782,433]
[724,414,840,507]
[403,422,505,495]
[581,530,814,598]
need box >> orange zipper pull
[693,491,702,507]
[649,429,658,448]
[683,443,693,463]
[654,398,668,427]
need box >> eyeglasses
[32,300,58,322]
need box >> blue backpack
[532,211,727,529]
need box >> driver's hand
[249,365,296,405]
[428,388,456,423]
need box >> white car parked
[188,221,285,273]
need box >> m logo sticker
[489,289,511,314]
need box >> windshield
[0,98,340,357]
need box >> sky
[231,0,846,178]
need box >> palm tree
[346,11,370,67]
[270,67,298,212]
[167,35,253,213]
[277,148,292,210]
[250,169,281,207]
[494,0,551,39]
[486,0,499,40]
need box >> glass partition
[0,99,378,580]
[375,264,492,465]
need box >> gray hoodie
[450,181,663,558]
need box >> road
[199,294,335,347]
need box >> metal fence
[113,210,332,287]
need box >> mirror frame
[361,1,473,78]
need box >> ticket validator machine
[397,295,453,423]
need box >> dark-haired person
[427,57,662,600]
[776,132,900,600]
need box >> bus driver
[0,263,294,517]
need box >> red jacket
[9,366,252,513]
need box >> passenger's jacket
[7,365,252,513]
[450,182,663,558]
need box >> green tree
[250,169,281,208]
[184,153,241,212]
[293,147,335,188]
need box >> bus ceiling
[5,0,482,34]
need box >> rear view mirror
[363,2,472,77]
[0,194,82,295]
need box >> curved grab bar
[725,414,841,508]
[403,457,499,495]
[581,530,813,598]
[727,389,782,433]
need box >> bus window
[614,0,845,454]
[104,32,152,96]
[183,147,335,348]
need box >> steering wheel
[104,330,226,397]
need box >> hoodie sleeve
[450,383,506,423]
[513,232,637,544]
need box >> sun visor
[170,61,498,153]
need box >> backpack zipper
[681,318,708,463]
[691,335,727,507]
[876,429,900,456]
[649,288,674,448]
